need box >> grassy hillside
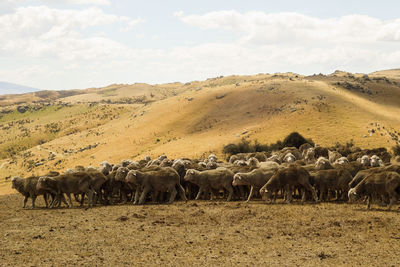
[1,70,400,194]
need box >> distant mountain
[0,81,39,95]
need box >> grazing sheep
[125,167,186,204]
[348,171,400,210]
[36,172,96,208]
[260,164,319,204]
[184,168,234,201]
[312,169,353,201]
[11,176,51,208]
[232,168,276,202]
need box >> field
[1,194,400,266]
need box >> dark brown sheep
[348,171,400,210]
[312,169,353,201]
[260,164,319,204]
[11,176,51,208]
[36,172,95,208]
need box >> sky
[0,0,399,90]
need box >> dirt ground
[1,194,400,266]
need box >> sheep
[184,168,234,201]
[348,171,400,210]
[11,176,51,208]
[283,152,296,163]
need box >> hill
[1,69,400,194]
[0,81,39,95]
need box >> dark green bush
[222,132,313,156]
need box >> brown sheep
[232,168,276,202]
[36,172,96,208]
[260,164,319,204]
[11,176,51,208]
[126,167,186,204]
[348,171,400,210]
[184,168,234,201]
[312,169,353,201]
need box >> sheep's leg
[23,196,28,208]
[168,187,177,204]
[67,193,73,208]
[134,188,140,205]
[43,194,49,208]
[226,186,234,202]
[300,187,306,204]
[87,190,94,208]
[285,186,293,204]
[246,186,254,203]
[31,195,37,209]
[139,187,150,205]
[366,195,371,209]
[195,187,204,200]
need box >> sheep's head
[125,170,138,184]
[360,155,370,166]
[315,157,330,170]
[184,169,196,181]
[11,176,20,189]
[348,188,359,202]
[232,174,243,186]
[115,167,129,181]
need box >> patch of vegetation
[329,140,357,157]
[223,132,314,155]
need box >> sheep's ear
[189,170,194,174]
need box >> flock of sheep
[10,142,400,210]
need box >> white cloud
[2,8,400,90]
[176,10,400,44]
[0,6,143,60]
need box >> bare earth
[1,194,400,266]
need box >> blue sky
[0,0,399,90]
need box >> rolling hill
[1,69,400,194]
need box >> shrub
[282,132,314,148]
[222,132,314,156]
